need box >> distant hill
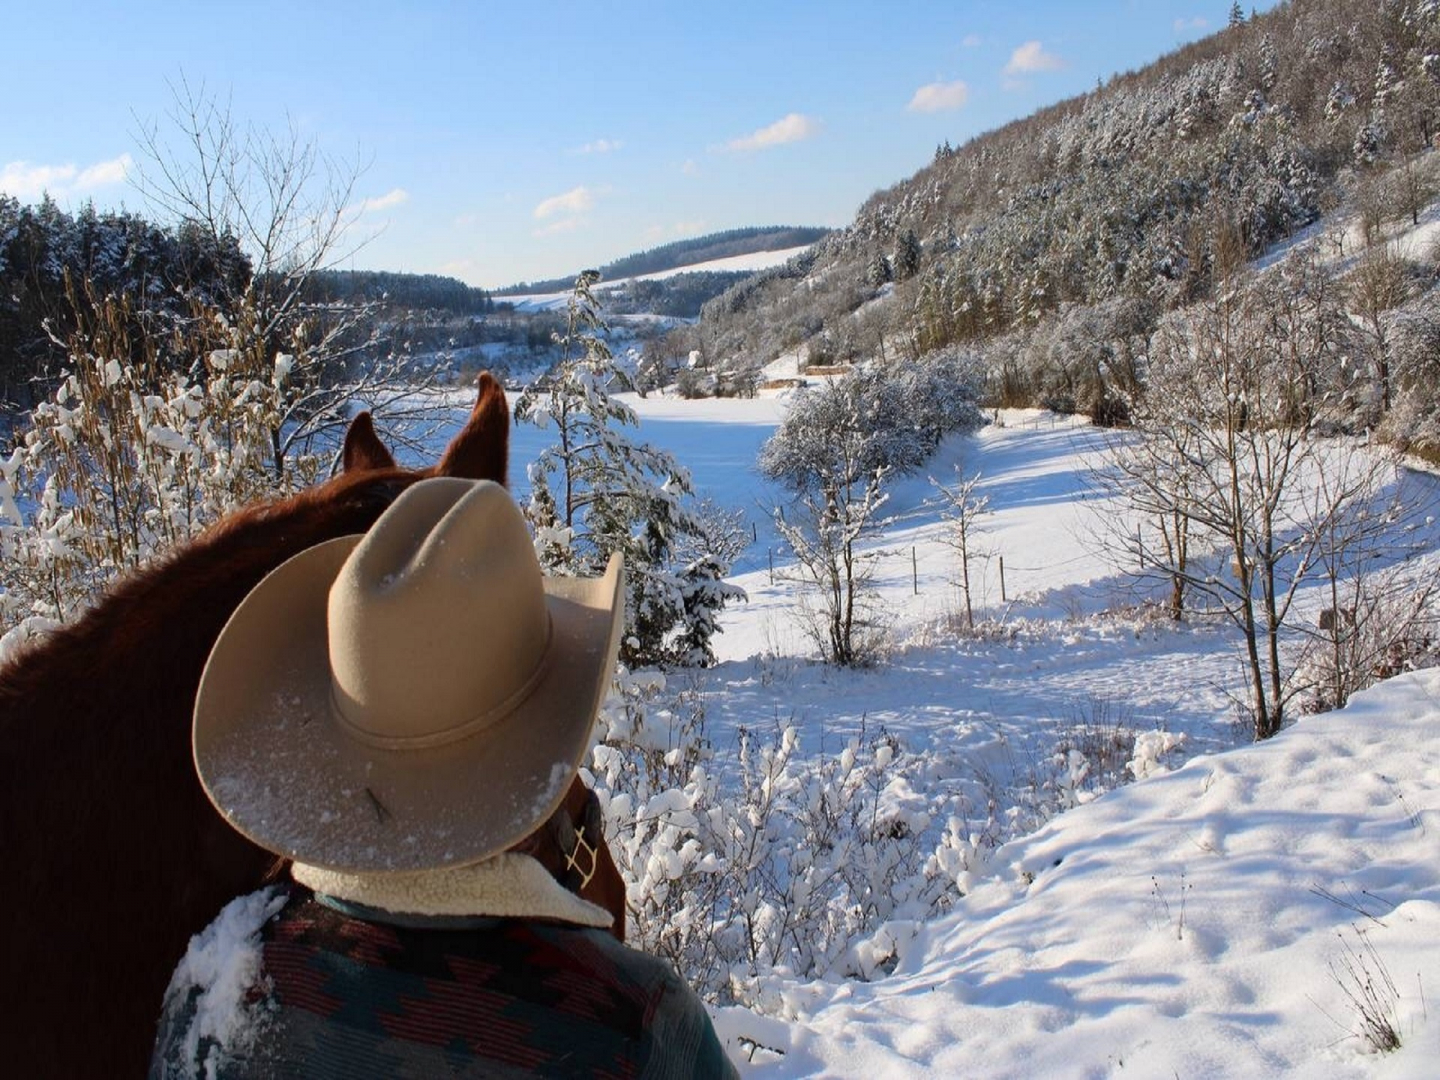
[496,225,829,295]
[304,269,497,315]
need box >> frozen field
[408,383,1440,1078]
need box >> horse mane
[0,373,521,1077]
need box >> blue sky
[2,1,1277,289]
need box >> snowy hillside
[721,667,1440,1078]
[501,246,812,313]
[599,391,1440,1077]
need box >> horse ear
[341,412,397,472]
[436,372,510,485]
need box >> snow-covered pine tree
[515,271,742,667]
[893,230,922,282]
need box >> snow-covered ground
[555,389,1438,1077]
[183,381,1439,1077]
[718,667,1440,1078]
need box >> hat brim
[194,539,623,873]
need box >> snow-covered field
[499,387,1439,1078]
[172,380,1438,1077]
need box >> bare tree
[1294,455,1439,714]
[761,378,894,666]
[1093,433,1197,621]
[1101,260,1415,739]
[931,466,991,630]
[1348,242,1412,415]
[132,77,444,480]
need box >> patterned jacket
[152,865,738,1079]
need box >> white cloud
[533,186,595,220]
[1174,16,1209,33]
[726,113,820,152]
[907,80,971,113]
[75,154,132,190]
[439,258,479,278]
[962,33,983,48]
[1,161,76,198]
[575,139,622,155]
[1005,40,1064,75]
[1,153,131,200]
[534,216,584,237]
[359,187,409,213]
[681,159,700,176]
[643,219,709,244]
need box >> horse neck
[0,469,416,720]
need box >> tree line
[301,269,498,316]
[0,195,248,407]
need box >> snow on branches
[515,271,743,668]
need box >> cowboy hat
[193,477,624,873]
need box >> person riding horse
[151,477,737,1078]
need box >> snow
[625,245,815,283]
[722,669,1440,1078]
[1254,153,1440,278]
[501,245,812,312]
[158,887,287,1078]
[174,385,1440,1076]
[602,391,1440,1076]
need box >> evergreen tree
[866,252,893,289]
[515,271,742,666]
[894,230,922,282]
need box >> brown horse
[0,373,625,1079]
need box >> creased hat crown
[328,479,552,747]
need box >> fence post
[912,547,918,595]
[768,548,774,586]
[999,554,1007,603]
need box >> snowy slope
[721,667,1440,1078]
[501,246,811,312]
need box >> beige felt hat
[193,477,624,873]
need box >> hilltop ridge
[495,225,829,295]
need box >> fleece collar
[291,852,614,929]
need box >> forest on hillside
[691,0,1440,458]
[0,197,250,407]
[0,198,511,411]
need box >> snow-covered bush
[588,670,1187,1010]
[591,695,952,1003]
[0,295,316,636]
[760,355,981,665]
